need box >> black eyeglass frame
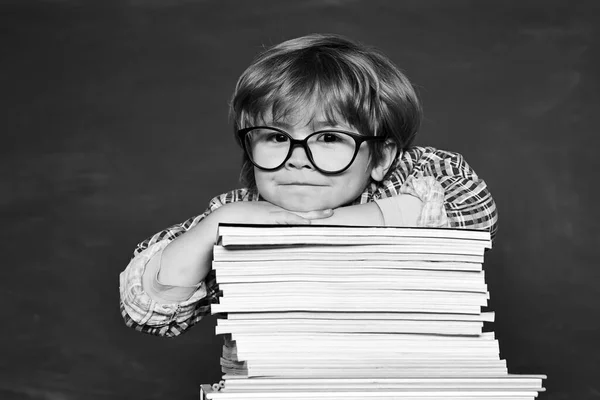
[237,126,387,174]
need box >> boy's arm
[119,194,332,337]
[381,146,498,241]
[310,194,425,227]
[119,192,232,338]
[416,148,498,241]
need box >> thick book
[213,260,484,272]
[217,376,546,390]
[201,375,547,399]
[213,246,485,263]
[216,223,492,244]
[225,311,496,322]
[216,318,485,335]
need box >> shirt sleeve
[376,146,498,242]
[118,188,255,337]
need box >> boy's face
[252,111,379,212]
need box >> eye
[316,132,343,143]
[268,133,289,143]
[253,129,288,143]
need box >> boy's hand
[215,201,333,225]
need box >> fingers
[293,209,334,220]
[273,211,312,225]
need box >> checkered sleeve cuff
[400,173,449,228]
[119,241,208,327]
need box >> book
[216,318,485,335]
[213,260,484,272]
[216,223,493,244]
[225,311,496,322]
[217,375,546,390]
[213,245,485,263]
[201,377,547,399]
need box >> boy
[119,33,497,337]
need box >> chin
[282,201,328,212]
[273,197,332,212]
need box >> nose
[285,143,313,169]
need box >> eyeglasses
[237,126,386,174]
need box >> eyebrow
[271,120,347,131]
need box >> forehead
[253,103,351,130]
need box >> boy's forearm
[311,195,423,227]
[157,209,222,287]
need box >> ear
[370,140,397,182]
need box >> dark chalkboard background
[2,1,599,399]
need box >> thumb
[293,209,334,220]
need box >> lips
[281,183,323,187]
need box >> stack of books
[200,223,546,399]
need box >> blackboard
[2,1,599,399]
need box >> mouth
[279,182,325,186]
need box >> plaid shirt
[119,146,498,337]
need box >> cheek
[331,161,373,197]
[253,170,271,192]
[349,151,374,181]
[253,169,284,205]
